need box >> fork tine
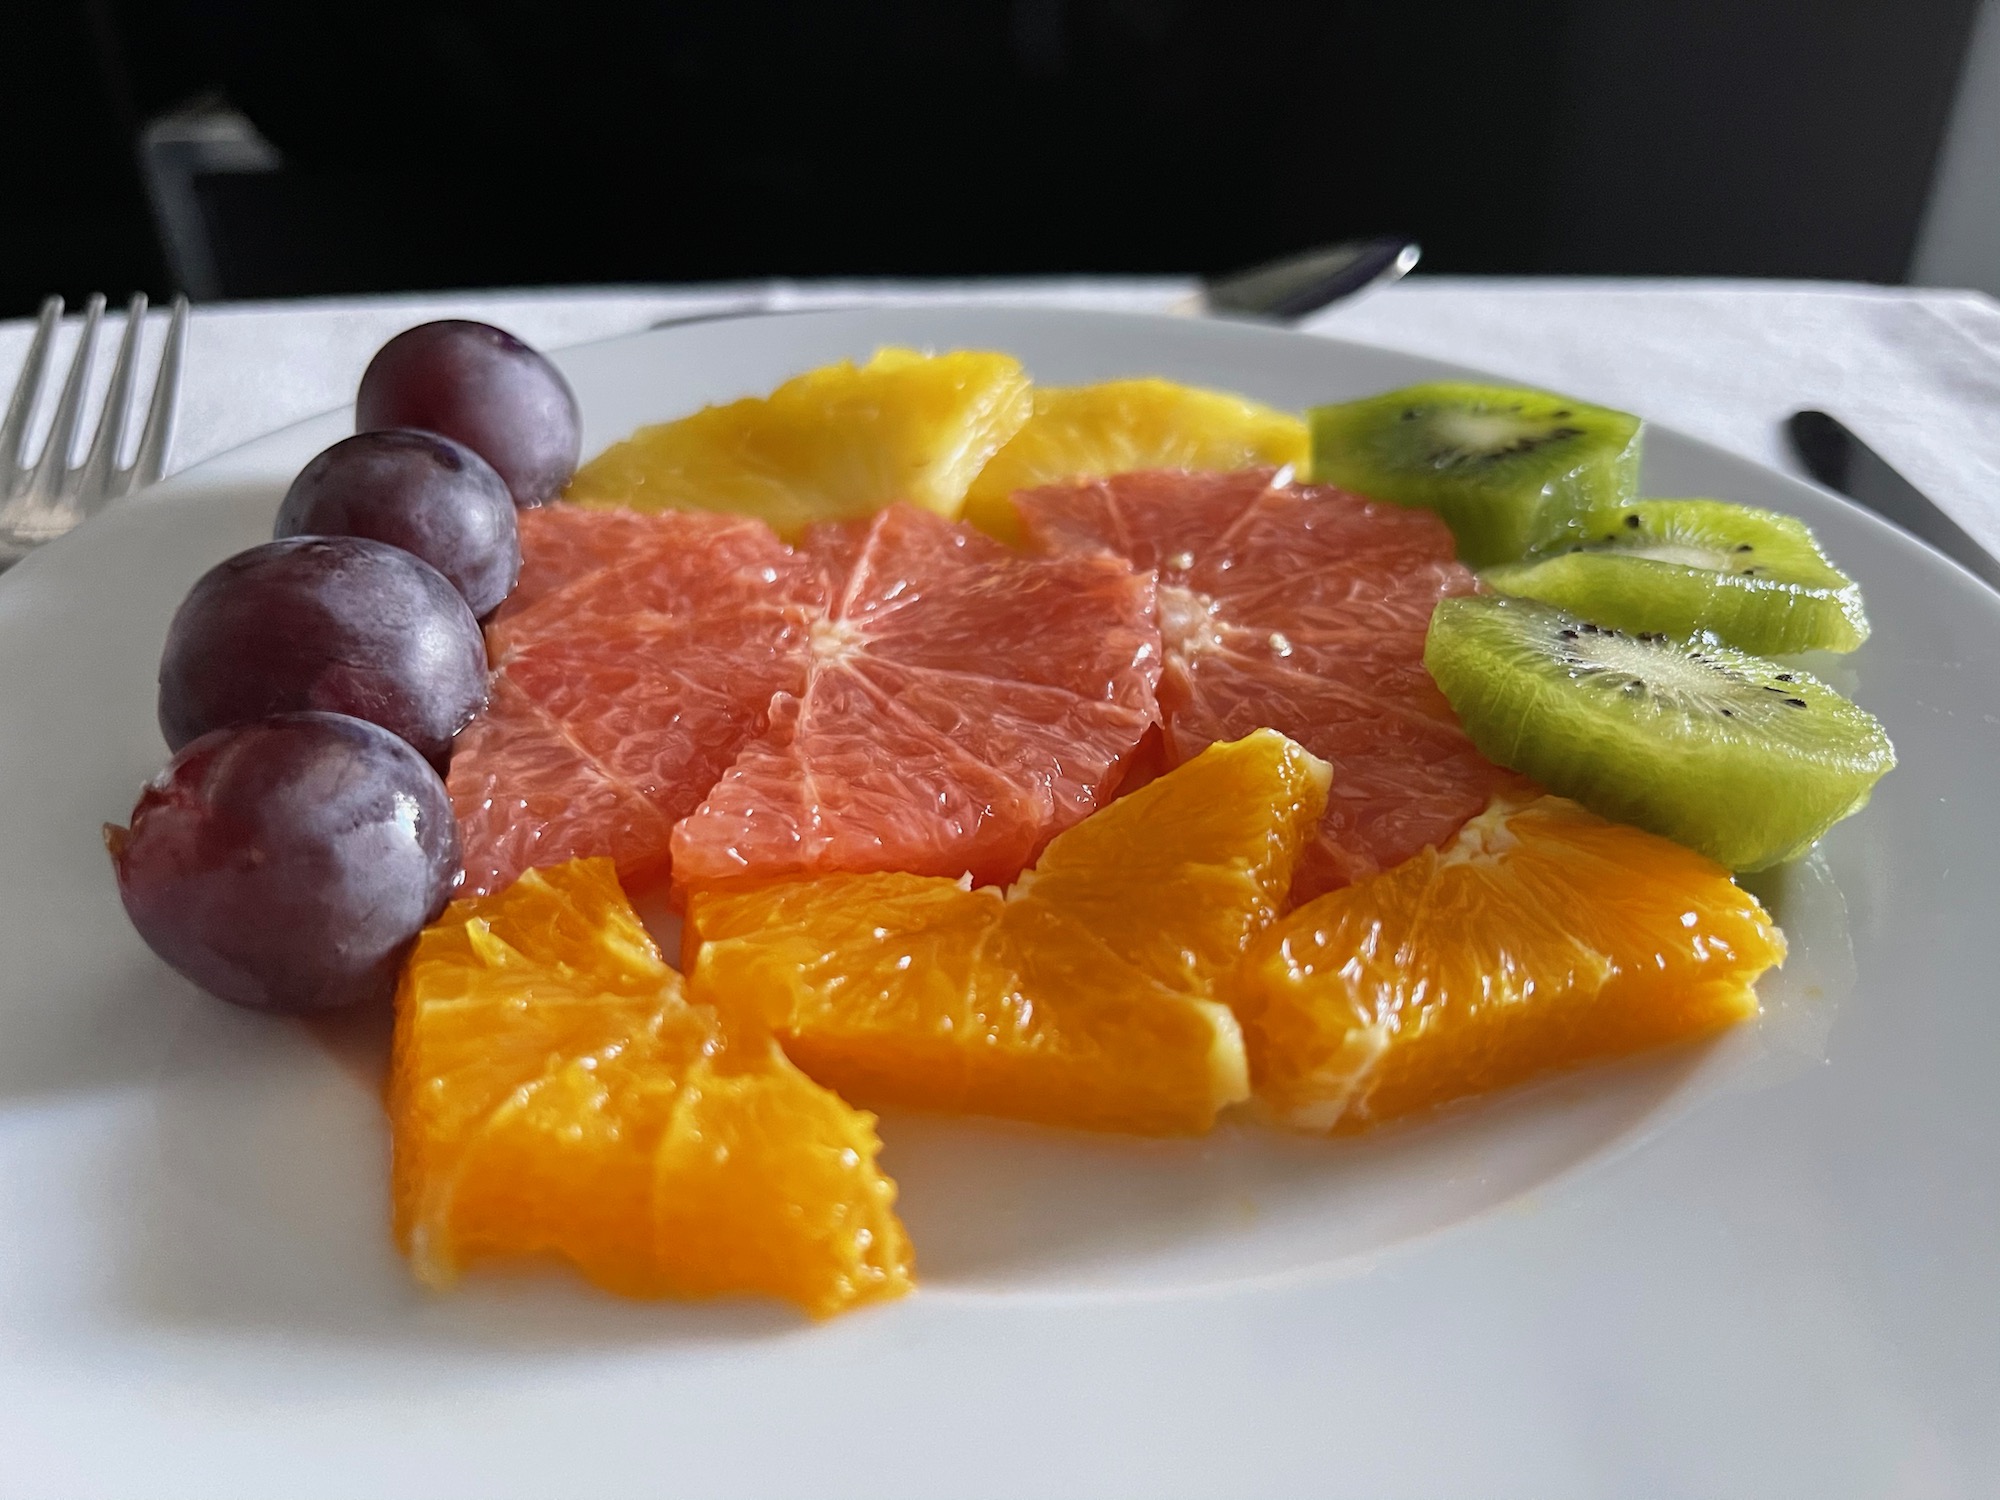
[22,295,104,504]
[1,296,61,489]
[129,295,187,493]
[75,293,148,507]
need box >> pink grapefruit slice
[449,506,826,897]
[448,503,1160,898]
[1015,468,1525,900]
[671,504,1160,889]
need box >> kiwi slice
[1308,382,1642,566]
[1425,594,1894,871]
[1484,498,1868,654]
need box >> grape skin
[356,321,581,508]
[276,429,522,618]
[107,713,462,1014]
[158,536,487,769]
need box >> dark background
[5,0,1983,315]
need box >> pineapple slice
[963,378,1308,544]
[564,348,1032,538]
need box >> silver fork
[0,292,188,567]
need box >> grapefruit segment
[449,506,823,896]
[501,504,686,618]
[1017,468,1524,900]
[450,503,1160,897]
[1233,794,1785,1132]
[684,730,1330,1136]
[489,507,828,659]
[447,676,680,899]
[670,505,1160,890]
[389,858,913,1316]
[826,500,1162,709]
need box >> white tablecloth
[6,276,1999,555]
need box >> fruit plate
[1,307,1994,1498]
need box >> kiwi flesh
[1483,498,1868,654]
[1424,593,1894,871]
[1308,382,1642,566]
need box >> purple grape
[275,429,522,617]
[355,321,581,508]
[158,536,487,768]
[106,712,462,1014]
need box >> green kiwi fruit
[1483,498,1868,654]
[1307,382,1642,566]
[1424,593,1894,871]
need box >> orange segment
[389,858,912,1316]
[1233,794,1786,1133]
[963,379,1309,544]
[564,348,1033,537]
[685,729,1330,1135]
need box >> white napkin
[4,276,1998,555]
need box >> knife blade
[1785,409,2000,595]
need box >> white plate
[1,307,1993,1499]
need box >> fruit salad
[105,323,1893,1319]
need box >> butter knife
[1786,409,2000,595]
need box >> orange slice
[563,348,1033,537]
[684,729,1330,1135]
[1233,794,1786,1132]
[963,378,1309,544]
[388,857,912,1316]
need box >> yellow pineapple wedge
[564,348,1032,538]
[963,378,1309,544]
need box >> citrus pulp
[684,730,1329,1136]
[671,502,1161,891]
[1232,794,1785,1132]
[1017,467,1523,900]
[449,502,1162,898]
[389,857,913,1316]
[448,506,823,897]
